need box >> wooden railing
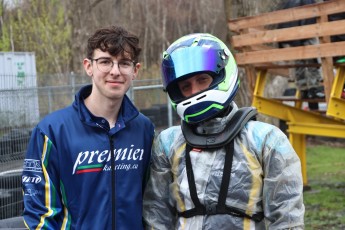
[228,0,345,186]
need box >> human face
[83,49,140,101]
[177,73,213,98]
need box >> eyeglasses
[90,57,136,74]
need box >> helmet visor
[162,46,227,89]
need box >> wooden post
[319,15,334,103]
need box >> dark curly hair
[86,26,141,62]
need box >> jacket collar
[73,84,139,126]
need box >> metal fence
[0,73,177,220]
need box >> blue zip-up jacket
[22,85,155,230]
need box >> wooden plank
[244,65,256,100]
[247,44,275,51]
[231,20,345,48]
[234,41,345,65]
[267,68,290,78]
[228,0,345,31]
[255,63,321,69]
[320,56,335,103]
[272,97,325,103]
[252,64,291,77]
[318,15,334,103]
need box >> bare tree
[2,0,238,79]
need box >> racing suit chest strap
[177,141,264,222]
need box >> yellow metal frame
[327,66,345,120]
[252,67,345,185]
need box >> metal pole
[167,94,173,127]
[70,72,75,102]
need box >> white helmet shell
[162,33,239,124]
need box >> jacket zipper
[95,122,116,229]
[109,135,116,230]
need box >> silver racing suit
[143,105,304,230]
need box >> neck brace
[181,106,257,149]
[195,102,239,135]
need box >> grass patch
[304,145,345,229]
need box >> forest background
[1,0,316,107]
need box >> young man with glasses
[22,26,155,229]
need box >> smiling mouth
[107,81,123,84]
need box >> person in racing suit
[143,33,305,229]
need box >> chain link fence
[0,73,176,220]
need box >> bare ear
[132,62,141,80]
[83,59,93,76]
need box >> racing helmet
[162,33,239,124]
